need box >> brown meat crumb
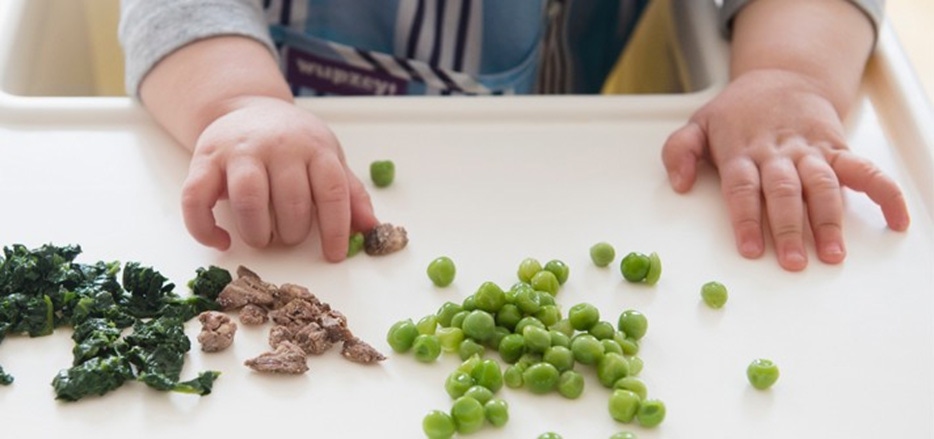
[364,223,409,256]
[294,322,333,355]
[341,337,387,364]
[197,311,237,352]
[239,303,269,325]
[244,341,309,374]
[216,267,278,310]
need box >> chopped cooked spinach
[0,243,228,401]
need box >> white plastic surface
[0,1,932,438]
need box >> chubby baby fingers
[661,122,708,193]
[830,151,910,231]
[798,155,846,264]
[226,156,273,248]
[308,153,352,262]
[268,162,313,246]
[718,157,765,259]
[760,159,808,271]
[181,160,232,250]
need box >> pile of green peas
[387,257,666,437]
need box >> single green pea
[628,356,644,376]
[549,319,574,337]
[636,399,666,428]
[451,396,485,434]
[609,431,639,439]
[614,333,640,356]
[471,358,504,393]
[461,295,477,311]
[543,259,570,285]
[531,270,560,296]
[620,252,651,283]
[747,358,780,390]
[617,310,648,340]
[458,353,482,374]
[516,352,543,370]
[522,362,560,394]
[515,288,543,315]
[517,257,543,283]
[535,305,562,328]
[503,364,525,388]
[590,242,616,267]
[538,433,563,439]
[462,310,496,341]
[601,339,624,356]
[498,333,526,364]
[557,370,585,399]
[347,232,365,257]
[485,326,511,350]
[571,334,605,365]
[608,389,642,423]
[417,314,438,335]
[644,252,662,285]
[369,159,395,187]
[549,329,571,348]
[458,337,485,360]
[523,325,552,354]
[568,302,600,331]
[427,256,456,287]
[701,281,729,309]
[412,334,442,362]
[613,377,648,400]
[538,291,556,306]
[495,304,522,332]
[450,310,469,329]
[423,410,456,439]
[436,301,463,327]
[589,321,617,340]
[464,385,494,405]
[514,316,546,336]
[386,319,419,353]
[445,370,476,399]
[543,345,575,372]
[474,281,506,313]
[436,326,465,353]
[484,398,509,427]
[597,353,631,388]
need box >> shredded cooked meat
[364,223,409,255]
[341,337,387,364]
[197,311,237,352]
[244,341,309,374]
[238,303,268,325]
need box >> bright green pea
[614,333,640,356]
[543,259,570,285]
[589,321,616,340]
[701,281,729,309]
[747,358,780,390]
[568,303,600,331]
[413,334,442,362]
[369,160,395,188]
[485,326,511,350]
[471,358,504,392]
[571,334,605,365]
[538,291,556,306]
[597,352,631,388]
[549,319,574,337]
[423,410,456,439]
[498,333,526,363]
[523,325,552,354]
[427,256,456,287]
[535,305,562,327]
[620,252,650,283]
[461,295,477,311]
[618,310,648,340]
[590,242,616,267]
[451,396,485,434]
[445,370,476,399]
[386,319,419,353]
[628,356,644,376]
[613,377,648,400]
[636,399,666,428]
[436,326,465,353]
[543,345,575,372]
[464,385,494,405]
[518,257,543,283]
[436,301,463,327]
[462,310,495,341]
[417,314,438,335]
[514,316,546,336]
[557,370,585,399]
[522,362,560,394]
[503,364,524,388]
[549,330,571,348]
[608,389,642,423]
[484,398,509,427]
[516,353,543,370]
[495,304,522,332]
[531,270,560,296]
[601,339,623,356]
[609,432,638,439]
[347,232,364,257]
[538,433,563,439]
[644,252,662,285]
[474,281,506,312]
[458,353,482,374]
[450,310,469,329]
[458,337,485,360]
[515,288,543,315]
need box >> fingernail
[824,243,844,258]
[669,172,682,189]
[783,248,807,270]
[740,241,762,257]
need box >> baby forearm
[139,36,293,150]
[729,0,876,117]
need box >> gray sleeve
[718,0,886,40]
[118,0,276,97]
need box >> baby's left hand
[661,68,910,271]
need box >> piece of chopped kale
[188,266,232,301]
[172,371,221,396]
[0,364,12,385]
[120,262,177,319]
[51,355,134,401]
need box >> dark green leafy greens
[0,243,231,401]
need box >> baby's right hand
[181,96,379,262]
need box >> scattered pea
[413,334,442,362]
[620,252,651,282]
[613,377,648,400]
[568,303,600,331]
[436,301,463,327]
[445,370,475,399]
[458,353,482,374]
[543,345,575,372]
[427,257,456,287]
[464,385,494,405]
[495,303,522,332]
[535,305,562,327]
[701,281,729,309]
[474,281,506,313]
[543,259,570,285]
[514,316,546,336]
[522,362,560,394]
[531,270,560,296]
[457,337,485,360]
[515,288,543,315]
[557,370,585,399]
[589,321,616,340]
[523,325,552,354]
[471,359,504,393]
[436,326,465,353]
[636,399,666,428]
[369,159,395,187]
[601,339,624,356]
[517,257,543,283]
[347,232,364,257]
[417,314,438,335]
[608,389,641,423]
[590,242,616,267]
[423,410,456,439]
[449,310,468,329]
[451,396,485,434]
[628,356,644,376]
[597,352,631,388]
[570,334,605,365]
[617,310,648,340]
[484,398,510,427]
[747,358,780,390]
[549,329,571,348]
[644,252,662,285]
[462,310,495,341]
[498,333,526,363]
[387,319,420,353]
[503,364,524,388]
